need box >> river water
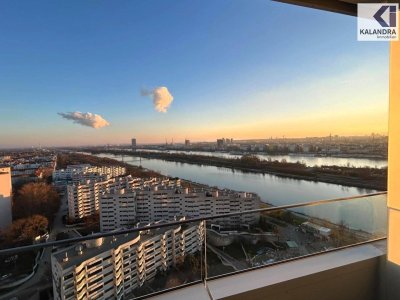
[137,149,387,168]
[96,153,387,234]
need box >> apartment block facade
[67,175,135,220]
[53,164,126,186]
[65,168,259,229]
[51,221,204,300]
[67,176,180,220]
[100,184,260,232]
[99,189,136,232]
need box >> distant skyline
[0,1,389,148]
[0,133,387,150]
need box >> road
[0,193,68,300]
[207,244,248,271]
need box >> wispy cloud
[141,86,173,113]
[58,112,110,128]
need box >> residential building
[0,166,12,230]
[99,184,260,232]
[68,175,178,220]
[67,175,133,220]
[53,164,126,187]
[99,189,136,232]
[3,153,57,184]
[51,221,205,300]
[134,187,259,227]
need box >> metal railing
[0,192,388,299]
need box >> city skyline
[0,132,389,150]
[0,0,389,148]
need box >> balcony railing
[0,192,387,299]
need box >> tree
[240,155,260,165]
[2,215,48,247]
[13,182,60,222]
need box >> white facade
[99,183,260,232]
[100,189,136,232]
[132,187,259,228]
[66,166,260,229]
[0,167,12,230]
[53,165,126,186]
[67,180,105,220]
[68,176,180,221]
[51,222,204,300]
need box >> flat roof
[52,222,199,269]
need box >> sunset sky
[0,0,389,148]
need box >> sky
[0,0,389,148]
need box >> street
[0,193,68,300]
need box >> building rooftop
[52,220,197,268]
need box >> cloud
[58,112,110,128]
[141,86,173,113]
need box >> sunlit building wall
[51,222,204,300]
[99,189,136,232]
[53,165,126,186]
[0,167,12,230]
[100,185,260,232]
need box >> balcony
[0,192,393,300]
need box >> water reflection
[137,149,387,168]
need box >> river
[137,149,387,168]
[96,153,387,234]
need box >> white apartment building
[0,167,12,230]
[51,221,205,300]
[68,175,180,221]
[53,164,92,186]
[66,175,130,220]
[53,164,126,186]
[134,187,259,228]
[67,180,105,220]
[99,189,136,232]
[100,185,260,232]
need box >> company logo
[374,5,397,27]
[358,3,398,41]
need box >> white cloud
[141,86,173,113]
[58,111,110,129]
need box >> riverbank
[139,148,387,161]
[88,150,387,191]
[56,153,205,189]
[57,153,162,178]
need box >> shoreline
[138,148,388,161]
[89,150,387,191]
